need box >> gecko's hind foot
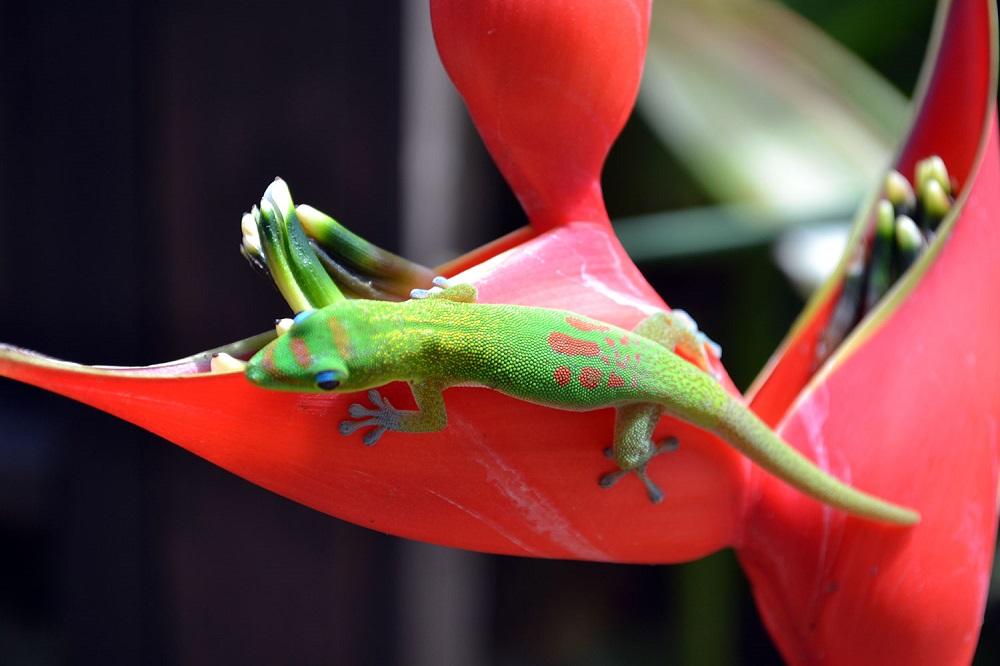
[599,466,664,504]
[338,389,401,446]
[599,437,679,504]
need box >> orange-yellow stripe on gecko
[291,337,313,369]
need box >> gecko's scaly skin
[245,284,919,526]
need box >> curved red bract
[0,0,997,663]
[430,0,651,231]
[740,1,999,663]
[0,223,743,563]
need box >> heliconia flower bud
[430,0,652,230]
[921,177,952,228]
[894,214,925,271]
[863,199,896,311]
[915,154,951,196]
[884,169,916,215]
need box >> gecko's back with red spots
[381,299,711,414]
[249,296,725,424]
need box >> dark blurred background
[0,1,994,664]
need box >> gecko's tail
[717,399,920,526]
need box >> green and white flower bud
[864,200,895,311]
[884,169,916,215]
[915,155,951,197]
[894,214,925,273]
[921,178,951,230]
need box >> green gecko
[244,277,919,526]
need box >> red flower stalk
[0,0,996,663]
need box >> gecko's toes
[348,403,375,418]
[600,439,676,503]
[362,427,387,447]
[636,468,665,504]
[598,468,628,489]
[599,466,664,503]
[367,390,391,408]
[656,436,680,454]
[339,420,361,435]
[339,417,377,435]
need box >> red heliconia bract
[739,1,1000,663]
[430,0,651,231]
[0,1,997,663]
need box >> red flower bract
[0,0,997,663]
[740,1,999,663]
[430,0,651,231]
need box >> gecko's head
[246,309,351,392]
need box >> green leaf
[640,0,908,216]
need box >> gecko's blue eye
[315,370,340,391]
[293,310,315,325]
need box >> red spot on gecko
[600,354,611,365]
[608,372,626,388]
[553,365,572,386]
[566,316,610,332]
[548,332,601,356]
[620,335,629,345]
[290,337,313,369]
[579,367,601,389]
[605,337,616,346]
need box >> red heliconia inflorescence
[0,1,996,663]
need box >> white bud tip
[263,178,293,214]
[210,352,248,373]
[275,318,293,336]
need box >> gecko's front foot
[598,437,679,503]
[339,389,402,446]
